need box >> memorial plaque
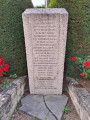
[22,8,68,94]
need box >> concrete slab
[19,95,68,120]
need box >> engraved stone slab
[22,8,68,94]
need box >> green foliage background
[0,0,90,78]
[0,0,33,75]
[49,0,90,78]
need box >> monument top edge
[23,8,68,15]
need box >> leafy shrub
[0,0,33,76]
[49,0,90,78]
[72,57,90,79]
[62,106,71,114]
[0,78,12,91]
[9,74,18,78]
[0,57,9,77]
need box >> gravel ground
[12,93,80,120]
[12,111,36,120]
[62,97,80,120]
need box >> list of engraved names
[32,15,59,89]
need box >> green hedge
[0,0,33,75]
[0,0,90,78]
[49,0,90,78]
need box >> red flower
[0,68,4,72]
[80,73,84,77]
[89,61,90,66]
[84,61,90,67]
[4,64,9,68]
[89,76,90,79]
[76,67,78,69]
[3,64,9,72]
[3,67,8,72]
[0,73,3,77]
[2,62,5,65]
[0,57,9,77]
[0,57,4,62]
[72,57,77,61]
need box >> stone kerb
[22,8,68,95]
[65,77,90,120]
[0,76,27,120]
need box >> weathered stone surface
[19,94,68,120]
[6,87,17,99]
[0,76,27,120]
[0,93,10,108]
[12,76,27,87]
[0,93,10,118]
[65,77,90,120]
[45,95,68,120]
[22,8,68,94]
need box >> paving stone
[19,95,68,120]
[45,95,68,120]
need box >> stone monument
[22,8,68,95]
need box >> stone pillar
[22,8,68,95]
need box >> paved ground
[19,95,68,120]
[12,92,80,120]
